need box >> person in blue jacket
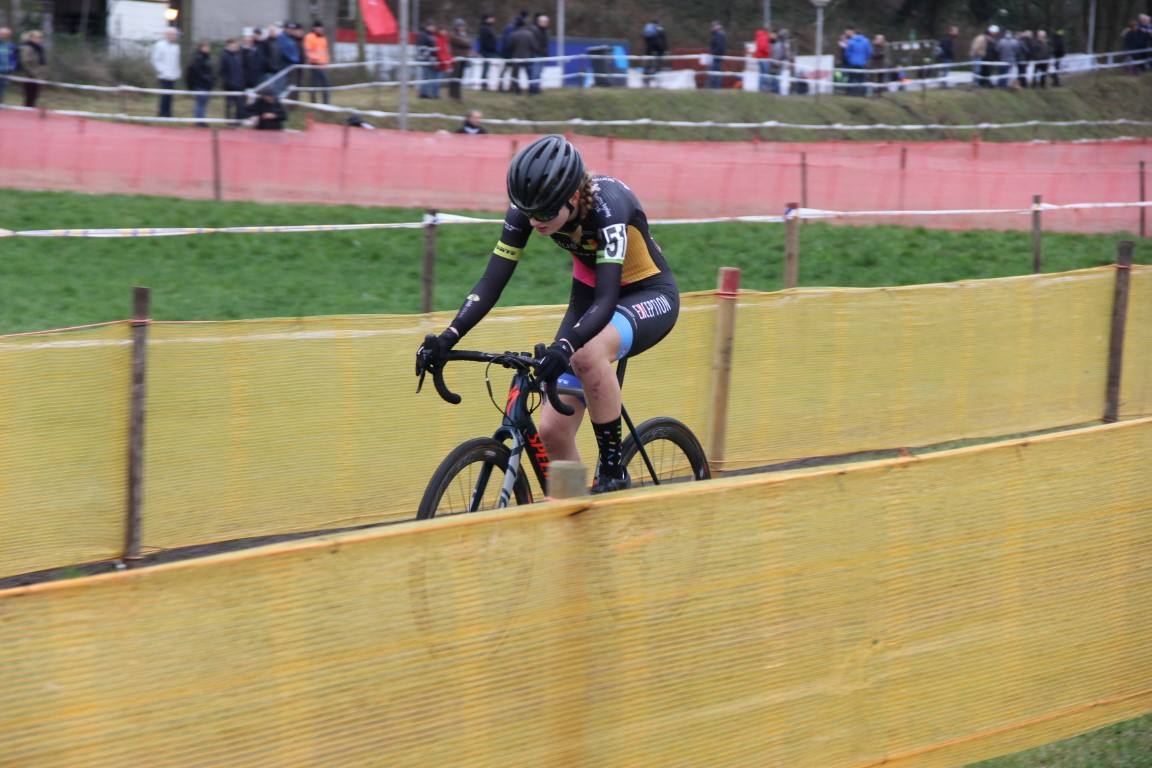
[841,27,873,95]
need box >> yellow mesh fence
[2,418,1149,767]
[723,266,1118,469]
[1,267,1149,578]
[0,324,130,576]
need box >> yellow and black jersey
[493,175,671,288]
[445,175,677,352]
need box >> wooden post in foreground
[422,209,437,314]
[1103,241,1134,423]
[784,203,800,289]
[707,267,741,473]
[124,287,151,561]
[1031,194,1043,273]
[548,461,588,498]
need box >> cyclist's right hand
[415,330,458,376]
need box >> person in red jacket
[753,26,773,92]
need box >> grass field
[31,62,1152,143]
[0,189,1145,333]
[0,187,1148,764]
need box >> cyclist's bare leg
[538,324,622,461]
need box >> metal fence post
[784,203,800,289]
[707,267,741,473]
[1032,194,1043,273]
[124,286,151,562]
[422,209,438,314]
[1103,241,1134,423]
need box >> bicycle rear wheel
[418,437,534,519]
[620,417,711,488]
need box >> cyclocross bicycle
[416,336,710,519]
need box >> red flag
[359,0,397,37]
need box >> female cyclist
[416,134,679,494]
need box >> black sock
[592,417,623,477]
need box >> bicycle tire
[620,417,711,488]
[418,437,534,519]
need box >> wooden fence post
[124,287,151,562]
[548,460,588,498]
[210,128,223,202]
[1103,241,1134,423]
[1140,161,1147,239]
[422,209,438,314]
[784,203,800,289]
[800,152,809,212]
[707,267,741,473]
[1032,194,1043,273]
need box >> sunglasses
[525,200,574,223]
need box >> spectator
[242,32,266,89]
[186,40,214,126]
[1141,15,1152,71]
[150,27,181,117]
[753,25,772,93]
[1050,29,1065,86]
[643,18,667,78]
[1032,30,1051,87]
[304,21,331,104]
[18,30,47,108]
[1016,30,1034,88]
[456,109,487,134]
[979,25,1002,88]
[870,34,892,94]
[529,13,549,95]
[476,13,499,91]
[995,31,1019,89]
[447,18,470,100]
[936,25,958,87]
[0,27,16,105]
[219,38,246,120]
[841,27,872,96]
[771,28,793,94]
[504,17,535,94]
[416,21,441,99]
[499,12,528,92]
[280,22,304,91]
[1123,21,1145,74]
[260,24,286,91]
[435,23,454,94]
[245,89,286,130]
[709,21,727,89]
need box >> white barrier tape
[4,201,1149,239]
[278,100,1152,133]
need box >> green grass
[0,189,1144,333]
[969,713,1152,767]
[33,68,1152,142]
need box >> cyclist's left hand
[416,331,457,376]
[536,339,573,383]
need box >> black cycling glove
[415,330,459,376]
[536,339,574,384]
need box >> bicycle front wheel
[418,437,534,520]
[621,417,711,489]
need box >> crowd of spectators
[147,20,332,126]
[0,11,1149,118]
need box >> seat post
[615,357,628,389]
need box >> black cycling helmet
[506,134,585,219]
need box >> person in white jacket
[151,27,181,117]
